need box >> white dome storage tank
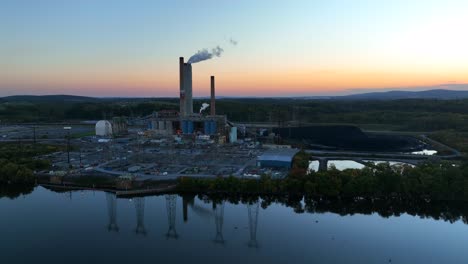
[95,120,113,137]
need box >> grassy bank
[0,143,60,184]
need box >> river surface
[1,186,468,264]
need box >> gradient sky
[1,0,468,97]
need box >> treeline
[0,184,34,199]
[431,130,468,153]
[0,99,179,122]
[0,143,58,184]
[3,98,468,132]
[185,193,468,224]
[177,152,468,202]
[215,98,468,131]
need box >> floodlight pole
[67,132,70,165]
[64,127,72,166]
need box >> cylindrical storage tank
[158,121,165,130]
[204,120,210,134]
[210,121,217,135]
[96,120,113,137]
[187,121,194,134]
[182,120,188,134]
[229,127,237,143]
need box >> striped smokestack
[210,76,215,115]
[179,57,185,117]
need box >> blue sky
[1,0,468,96]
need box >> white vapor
[188,46,224,64]
[229,38,238,45]
[199,103,210,113]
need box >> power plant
[179,57,193,117]
[31,55,298,186]
[148,57,227,139]
[210,75,216,116]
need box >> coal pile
[274,125,424,152]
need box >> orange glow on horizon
[2,66,468,97]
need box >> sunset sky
[1,0,468,97]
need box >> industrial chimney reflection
[106,192,119,232]
[165,194,178,239]
[134,197,147,235]
[182,195,195,222]
[247,201,260,248]
[213,201,225,244]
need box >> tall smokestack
[179,57,185,117]
[183,63,193,115]
[210,76,216,115]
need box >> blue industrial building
[202,120,217,135]
[257,148,300,169]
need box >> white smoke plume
[229,38,238,45]
[199,103,210,114]
[188,46,224,64]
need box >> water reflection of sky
[0,187,467,264]
[308,160,320,173]
[411,149,438,155]
[309,160,416,172]
[363,160,415,167]
[328,160,365,171]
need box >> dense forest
[2,97,468,132]
[2,96,468,152]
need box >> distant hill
[2,89,468,102]
[331,89,468,100]
[0,95,98,103]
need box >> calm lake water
[1,186,468,264]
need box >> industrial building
[112,117,128,136]
[148,57,229,139]
[95,118,128,137]
[257,148,300,169]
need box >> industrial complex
[147,57,229,141]
[11,57,300,185]
[0,57,452,190]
